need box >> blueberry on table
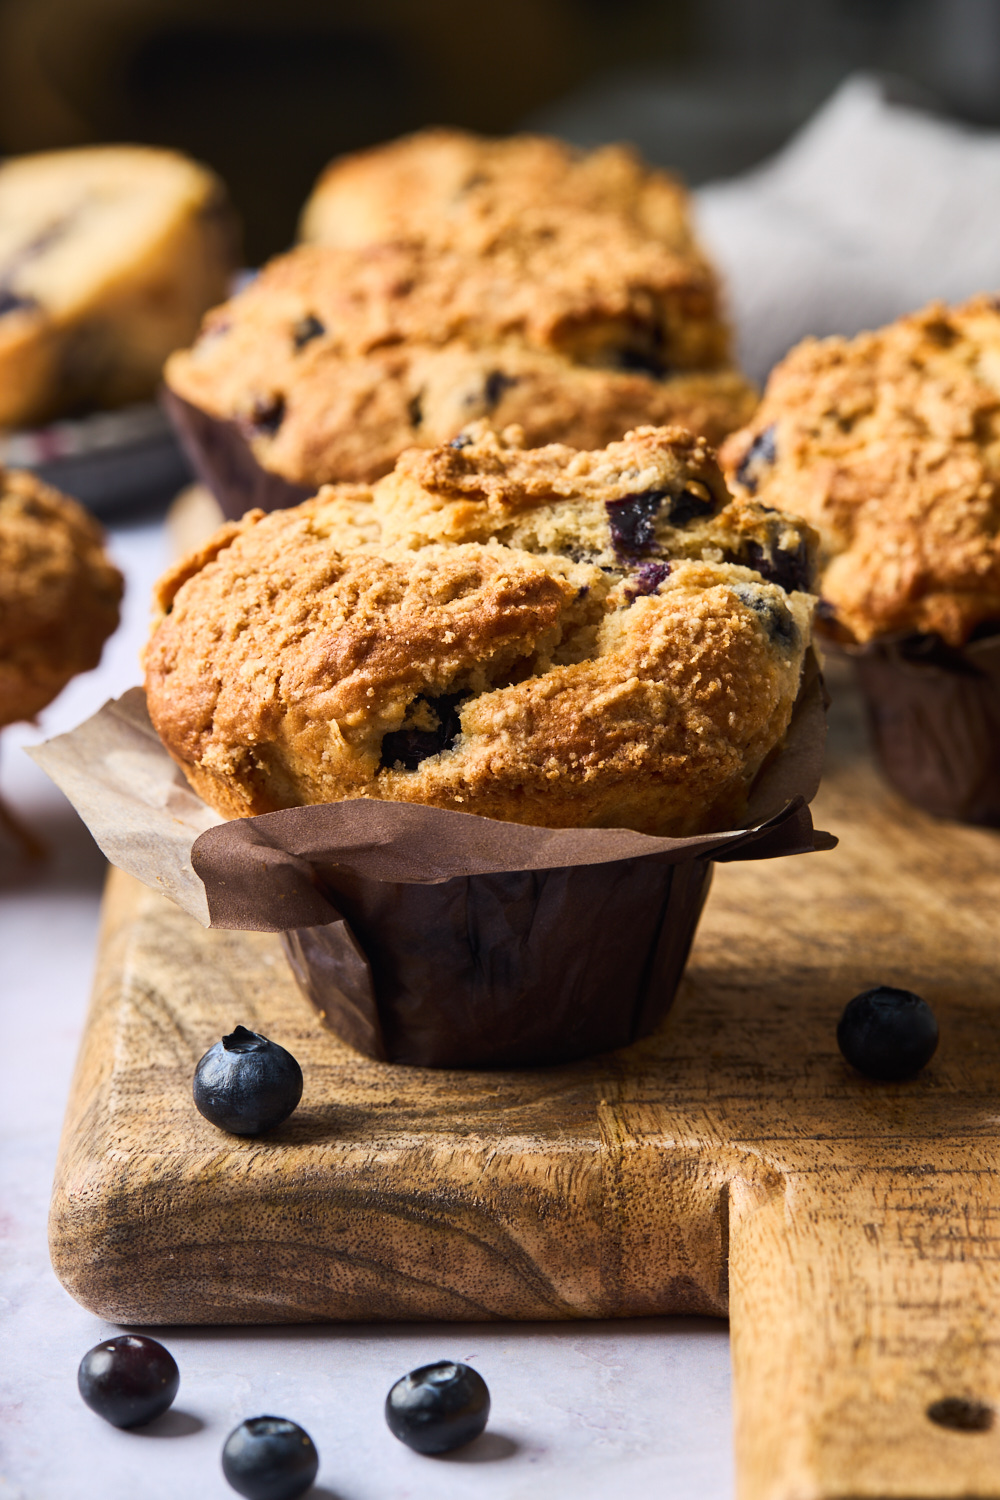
[193,1025,303,1135]
[77,1334,179,1428]
[222,1416,319,1500]
[385,1360,490,1454]
[837,986,939,1081]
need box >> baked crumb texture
[0,145,239,429]
[146,425,816,835]
[0,468,123,727]
[166,130,756,488]
[721,296,1000,646]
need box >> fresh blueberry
[77,1334,179,1429]
[193,1026,303,1135]
[222,1416,319,1500]
[385,1360,490,1455]
[837,986,939,1081]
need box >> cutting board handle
[728,1163,1000,1500]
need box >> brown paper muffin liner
[846,631,1000,826]
[161,387,312,518]
[30,656,833,1069]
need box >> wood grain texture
[50,658,1000,1499]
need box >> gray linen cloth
[697,73,1000,381]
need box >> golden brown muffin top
[300,128,704,264]
[146,426,815,834]
[721,296,1000,646]
[164,202,750,488]
[0,468,122,727]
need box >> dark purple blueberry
[292,314,324,350]
[484,370,516,408]
[743,537,812,595]
[78,1335,179,1429]
[668,486,717,527]
[927,1398,993,1432]
[736,424,777,493]
[193,1026,303,1135]
[837,986,938,1081]
[449,433,473,450]
[816,597,839,625]
[605,490,668,557]
[730,581,798,646]
[385,1361,490,1455]
[0,288,38,317]
[249,394,286,436]
[625,561,671,601]
[380,692,469,772]
[612,344,668,378]
[222,1416,319,1500]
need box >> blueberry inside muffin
[721,296,1000,646]
[145,425,817,836]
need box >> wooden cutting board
[50,659,1000,1500]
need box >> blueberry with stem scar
[78,1335,179,1429]
[222,1416,319,1500]
[837,986,939,1081]
[385,1361,491,1455]
[193,1025,303,1135]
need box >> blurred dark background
[0,0,997,263]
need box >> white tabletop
[0,514,733,1500]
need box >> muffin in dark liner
[846,630,1000,826]
[160,387,311,519]
[30,657,832,1071]
[184,657,832,1069]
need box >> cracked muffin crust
[299,129,705,260]
[145,428,816,835]
[166,132,757,494]
[0,469,122,727]
[721,297,1000,646]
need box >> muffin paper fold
[30,654,834,1066]
[846,632,1000,826]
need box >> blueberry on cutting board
[837,986,939,1081]
[222,1416,319,1500]
[385,1360,491,1454]
[193,1025,303,1135]
[78,1334,179,1428]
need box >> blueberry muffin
[720,297,1000,646]
[0,146,238,429]
[165,232,756,500]
[0,469,123,727]
[145,428,816,835]
[299,128,709,267]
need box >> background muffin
[720,296,1000,647]
[0,145,239,430]
[145,427,815,835]
[0,468,123,727]
[164,130,756,513]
